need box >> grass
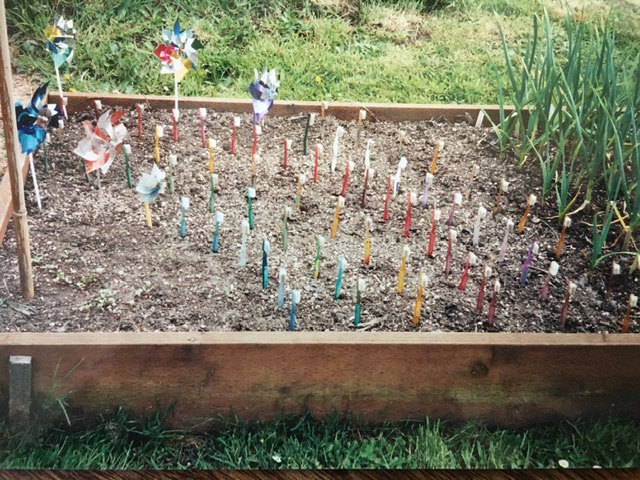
[5,0,640,104]
[1,410,638,469]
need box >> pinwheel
[154,18,199,112]
[248,68,279,126]
[44,16,75,118]
[136,165,167,228]
[74,110,128,175]
[15,82,60,209]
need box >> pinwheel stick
[27,153,42,209]
[144,202,152,228]
[174,71,179,113]
[54,65,67,119]
[0,0,34,298]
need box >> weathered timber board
[1,332,638,429]
[48,92,511,124]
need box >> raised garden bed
[0,94,638,429]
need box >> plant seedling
[429,140,444,174]
[364,217,373,266]
[154,126,164,164]
[172,108,179,143]
[331,126,345,172]
[334,257,348,300]
[136,104,143,138]
[555,216,572,259]
[517,194,537,234]
[412,273,428,325]
[520,241,539,284]
[212,211,224,253]
[247,187,256,229]
[198,108,207,148]
[459,252,477,291]
[397,246,410,294]
[123,144,132,188]
[313,144,323,183]
[208,138,216,174]
[239,219,250,267]
[427,206,441,257]
[230,117,240,155]
[403,192,417,237]
[498,219,515,262]
[167,154,177,194]
[421,172,434,209]
[622,294,638,333]
[393,157,408,196]
[262,238,270,289]
[289,290,301,331]
[477,266,492,312]
[179,196,189,238]
[605,261,621,301]
[487,279,501,326]
[444,229,457,275]
[354,279,365,325]
[540,261,559,301]
[209,174,218,213]
[295,174,306,208]
[446,192,462,226]
[283,139,292,170]
[465,164,479,200]
[560,281,577,327]
[472,205,487,247]
[492,179,509,216]
[330,196,345,239]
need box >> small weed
[95,289,116,310]
[55,270,73,285]
[76,274,95,290]
[134,281,153,299]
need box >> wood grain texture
[47,92,514,125]
[0,154,29,242]
[0,332,638,429]
[0,469,637,479]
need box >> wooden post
[0,0,34,298]
[9,355,32,428]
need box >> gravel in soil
[0,104,638,333]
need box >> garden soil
[0,104,638,333]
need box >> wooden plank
[0,154,29,244]
[48,92,514,125]
[0,332,638,429]
[8,355,31,427]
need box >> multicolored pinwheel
[154,18,200,114]
[44,16,76,69]
[15,82,60,154]
[44,16,75,118]
[73,110,128,174]
[249,68,279,125]
[154,19,198,81]
[136,165,167,204]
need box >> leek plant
[494,9,640,268]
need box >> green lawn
[1,411,638,469]
[6,0,640,104]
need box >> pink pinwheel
[74,110,128,174]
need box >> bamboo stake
[0,0,34,298]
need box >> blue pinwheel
[248,68,279,125]
[15,82,60,154]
